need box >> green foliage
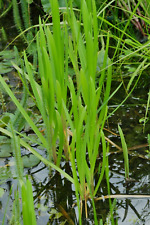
[11,121,24,180]
[2,186,13,225]
[0,1,113,222]
[9,122,37,224]
[9,190,21,225]
[12,0,22,33]
[1,27,7,41]
[20,0,31,30]
[0,47,21,74]
[22,154,40,168]
[12,0,34,45]
[0,165,12,184]
[118,124,129,179]
[7,179,37,225]
[143,90,150,132]
[1,0,150,223]
[0,135,11,157]
[0,1,12,18]
[41,0,81,13]
[141,0,150,17]
[146,134,150,159]
[11,72,28,132]
[21,178,37,225]
[0,126,74,184]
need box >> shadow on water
[0,3,150,225]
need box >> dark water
[0,4,150,225]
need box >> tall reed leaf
[64,2,112,218]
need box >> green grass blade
[118,125,129,179]
[10,121,24,180]
[21,178,37,225]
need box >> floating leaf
[0,143,12,157]
[0,136,11,157]
[49,208,62,220]
[0,166,12,184]
[22,154,40,168]
[37,202,48,212]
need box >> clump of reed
[2,0,149,223]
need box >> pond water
[0,4,150,225]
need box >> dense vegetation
[0,0,150,224]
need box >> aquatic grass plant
[96,0,150,96]
[1,186,13,225]
[0,0,112,222]
[10,122,37,225]
[0,1,109,163]
[8,179,37,225]
[105,144,117,225]
[9,189,21,225]
[27,1,112,221]
[12,0,33,43]
[1,0,149,223]
[12,0,37,67]
[21,177,37,225]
